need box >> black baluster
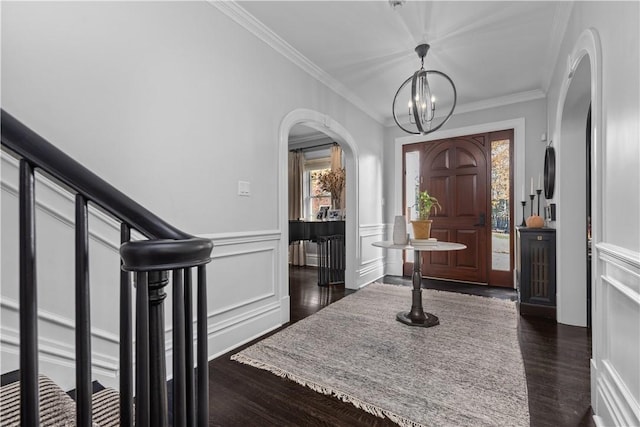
[328,238,333,283]
[173,269,187,427]
[332,237,337,283]
[135,271,150,427]
[340,236,345,283]
[119,224,133,427]
[19,159,38,427]
[197,266,209,427]
[75,194,92,426]
[184,268,195,427]
[148,271,169,427]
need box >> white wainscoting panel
[357,224,387,287]
[592,243,640,427]
[196,231,284,362]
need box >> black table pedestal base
[396,249,442,328]
[396,311,440,328]
[372,243,465,329]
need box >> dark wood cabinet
[516,227,556,319]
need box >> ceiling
[234,1,573,131]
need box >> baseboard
[592,415,604,427]
[206,301,283,361]
[517,302,556,320]
[357,259,385,288]
[593,360,640,427]
[305,253,319,267]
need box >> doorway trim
[390,118,525,285]
[279,109,360,322]
[553,28,602,329]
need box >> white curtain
[330,144,345,210]
[288,151,306,266]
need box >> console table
[288,220,345,244]
[372,240,466,327]
[289,220,345,286]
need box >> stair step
[0,375,121,426]
[90,388,120,427]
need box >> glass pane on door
[405,150,420,225]
[491,139,510,271]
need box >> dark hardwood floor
[207,266,594,427]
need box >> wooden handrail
[1,109,191,241]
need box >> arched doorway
[554,29,603,328]
[278,109,360,323]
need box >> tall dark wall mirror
[544,145,556,199]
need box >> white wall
[544,2,640,426]
[1,1,386,389]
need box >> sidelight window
[491,139,511,271]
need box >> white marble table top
[371,240,467,252]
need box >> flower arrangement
[318,168,345,208]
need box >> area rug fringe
[230,353,426,427]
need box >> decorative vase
[331,196,341,210]
[411,219,433,240]
[392,215,408,245]
[525,215,544,228]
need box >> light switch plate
[238,181,250,196]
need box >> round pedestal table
[371,240,467,327]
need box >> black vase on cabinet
[516,227,556,320]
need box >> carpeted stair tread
[90,387,121,427]
[0,375,121,426]
[0,375,76,426]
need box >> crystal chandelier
[392,44,457,135]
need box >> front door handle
[474,213,486,227]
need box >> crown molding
[385,89,546,128]
[210,1,386,125]
[542,1,575,92]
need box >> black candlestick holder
[520,201,527,226]
[536,189,542,216]
[529,194,535,217]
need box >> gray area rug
[232,283,530,427]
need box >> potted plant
[411,190,441,239]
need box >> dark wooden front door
[421,134,489,283]
[403,130,515,287]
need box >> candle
[530,177,534,195]
[521,184,525,202]
[538,174,542,190]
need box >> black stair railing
[1,109,213,427]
